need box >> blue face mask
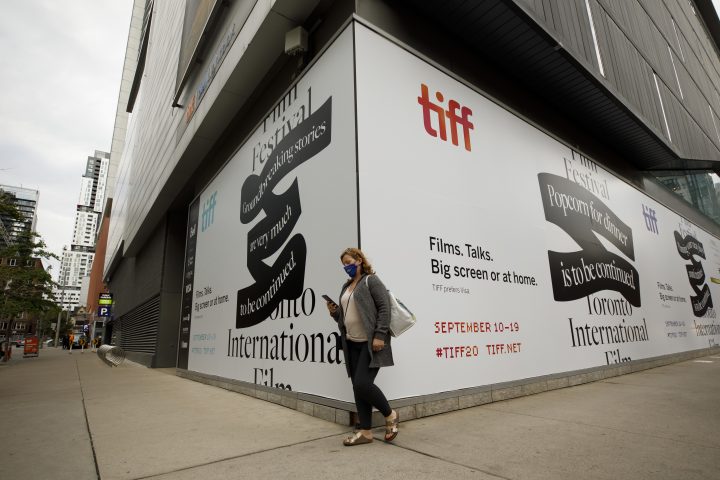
[344,263,358,278]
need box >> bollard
[97,344,126,367]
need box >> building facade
[104,0,720,418]
[0,185,39,247]
[57,151,110,311]
[0,185,41,345]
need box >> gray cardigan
[331,273,394,376]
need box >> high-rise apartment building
[0,185,39,246]
[57,150,110,310]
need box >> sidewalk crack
[132,432,344,480]
[76,358,102,480]
[378,439,513,480]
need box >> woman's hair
[340,247,375,275]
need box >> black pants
[347,340,392,429]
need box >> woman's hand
[372,338,385,352]
[326,301,338,316]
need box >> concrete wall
[87,203,111,316]
[154,208,187,367]
[108,220,165,319]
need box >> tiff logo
[417,83,474,151]
[201,192,217,232]
[643,204,659,234]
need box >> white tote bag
[365,277,416,337]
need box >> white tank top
[341,288,368,342]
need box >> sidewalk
[1,347,719,480]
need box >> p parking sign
[98,306,111,317]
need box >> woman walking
[327,247,399,446]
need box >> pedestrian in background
[327,247,399,446]
[68,333,74,354]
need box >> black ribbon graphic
[675,231,713,317]
[236,97,332,328]
[538,173,640,306]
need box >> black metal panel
[397,0,720,169]
[113,295,160,354]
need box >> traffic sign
[98,306,111,317]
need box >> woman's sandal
[384,411,400,442]
[343,431,373,446]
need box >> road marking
[693,360,713,363]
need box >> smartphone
[322,295,337,305]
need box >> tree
[38,304,71,341]
[0,192,58,355]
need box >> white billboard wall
[182,26,358,400]
[355,24,720,400]
[184,22,719,404]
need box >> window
[653,171,720,224]
[653,72,672,142]
[668,46,683,100]
[9,258,17,266]
[584,0,605,77]
[710,105,720,143]
[671,19,685,62]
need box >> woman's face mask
[343,262,359,278]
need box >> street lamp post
[2,280,11,362]
[54,247,67,348]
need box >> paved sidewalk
[1,347,719,480]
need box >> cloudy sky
[0,1,133,275]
